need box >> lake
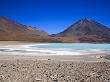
[0,43,110,56]
[31,43,110,55]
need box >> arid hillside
[0,17,60,42]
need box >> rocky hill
[0,17,59,42]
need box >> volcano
[51,18,110,43]
[53,18,110,37]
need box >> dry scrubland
[0,57,110,82]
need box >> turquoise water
[33,43,110,51]
[31,43,110,55]
[0,43,110,55]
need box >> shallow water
[31,43,110,55]
[0,43,110,56]
[33,43,110,50]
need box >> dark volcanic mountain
[53,18,110,37]
[51,18,110,43]
[0,17,59,42]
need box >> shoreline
[0,41,110,56]
[0,54,109,62]
[0,41,110,62]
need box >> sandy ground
[0,41,33,45]
[0,41,110,82]
[0,55,110,82]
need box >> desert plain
[0,41,110,82]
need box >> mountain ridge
[0,16,48,35]
[51,18,110,43]
[0,16,110,43]
[52,18,110,37]
[0,16,60,42]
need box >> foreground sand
[0,55,109,82]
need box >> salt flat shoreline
[0,41,110,57]
[0,41,110,62]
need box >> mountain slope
[0,17,59,42]
[51,18,110,43]
[53,18,110,37]
[0,17,48,35]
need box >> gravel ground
[0,56,110,82]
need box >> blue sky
[0,0,110,34]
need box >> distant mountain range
[0,16,110,43]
